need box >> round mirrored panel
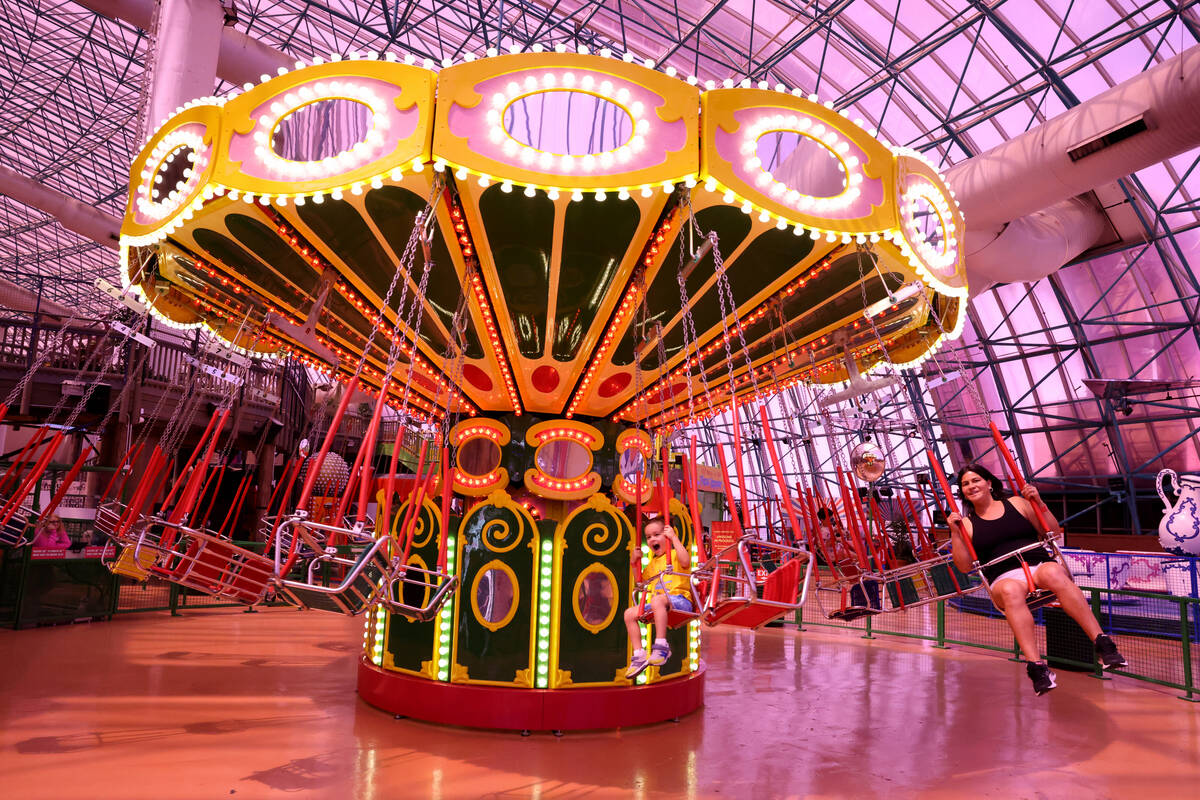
[619,449,645,482]
[536,439,591,480]
[911,195,946,254]
[576,569,615,627]
[457,437,502,476]
[504,90,633,155]
[756,131,846,198]
[273,98,373,161]
[151,146,195,203]
[475,566,515,625]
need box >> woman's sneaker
[1026,660,1057,696]
[1094,634,1128,670]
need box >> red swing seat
[0,506,34,548]
[699,538,813,629]
[974,537,1068,613]
[131,519,276,605]
[634,566,703,629]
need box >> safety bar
[381,567,459,622]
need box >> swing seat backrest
[276,537,394,615]
[94,502,126,539]
[704,556,809,629]
[145,525,275,605]
[0,507,33,547]
[384,562,459,622]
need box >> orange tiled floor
[0,607,1197,799]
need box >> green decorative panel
[550,495,635,688]
[450,491,540,686]
[382,497,444,677]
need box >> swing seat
[383,566,459,622]
[276,536,394,615]
[873,552,984,612]
[633,564,709,629]
[106,541,156,579]
[635,598,701,629]
[93,501,126,540]
[0,506,34,547]
[697,538,813,629]
[131,521,276,605]
[1025,588,1059,611]
[705,555,810,629]
[975,538,1070,613]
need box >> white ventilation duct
[948,45,1200,293]
[76,0,292,87]
[0,164,120,249]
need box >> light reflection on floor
[0,607,1196,798]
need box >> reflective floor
[1,607,1196,799]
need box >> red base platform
[357,658,706,731]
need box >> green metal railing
[794,585,1199,701]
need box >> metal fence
[794,578,1199,701]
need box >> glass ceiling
[1,0,1197,533]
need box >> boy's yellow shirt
[642,549,690,597]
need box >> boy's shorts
[664,594,694,613]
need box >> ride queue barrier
[791,567,1199,702]
[0,540,359,627]
[4,542,1196,702]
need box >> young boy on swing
[623,516,693,679]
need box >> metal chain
[674,192,716,423]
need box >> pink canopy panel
[0,0,1196,516]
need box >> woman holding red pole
[946,463,1126,695]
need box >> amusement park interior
[1,0,1199,797]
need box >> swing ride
[0,49,1078,732]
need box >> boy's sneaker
[1094,634,1128,670]
[1026,660,1057,696]
[625,651,649,679]
[646,642,671,667]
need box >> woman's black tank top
[968,498,1051,583]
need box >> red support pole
[296,376,361,509]
[335,438,369,525]
[834,466,872,569]
[380,423,407,539]
[218,470,254,538]
[395,439,430,557]
[729,396,751,530]
[262,457,293,520]
[194,464,226,529]
[714,443,746,539]
[437,445,453,573]
[98,441,144,506]
[0,430,65,525]
[926,449,979,564]
[685,437,709,562]
[658,444,671,522]
[161,410,222,510]
[0,426,50,495]
[903,491,934,558]
[633,472,644,568]
[167,408,231,526]
[117,446,167,538]
[38,445,93,522]
[399,456,435,566]
[355,383,391,525]
[868,494,897,568]
[988,421,1052,534]
[758,405,802,550]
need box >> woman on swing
[946,464,1126,695]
